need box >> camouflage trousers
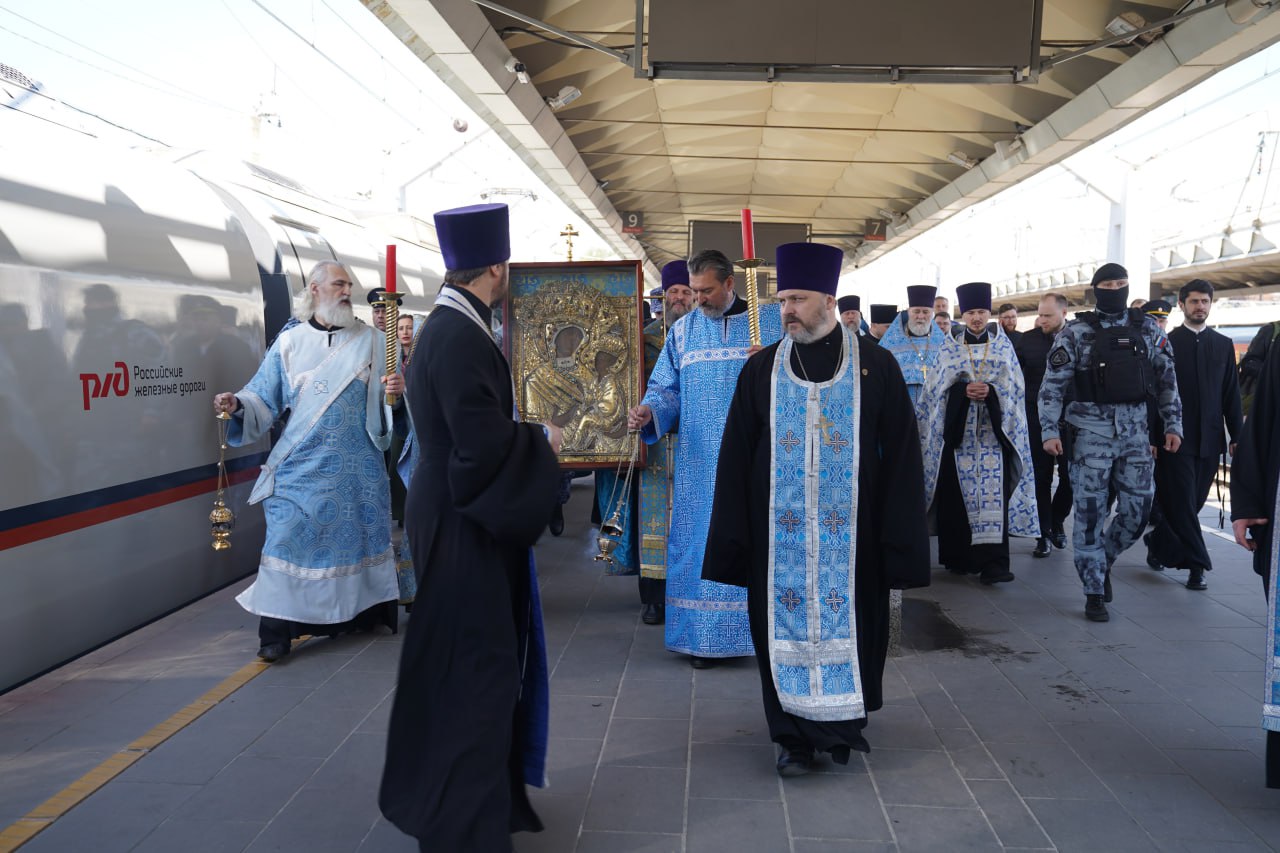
[1068,430,1154,596]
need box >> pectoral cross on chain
[817,412,838,446]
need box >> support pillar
[1106,166,1153,302]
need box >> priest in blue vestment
[703,242,930,776]
[879,285,947,412]
[917,282,1039,583]
[627,249,783,667]
[213,261,402,663]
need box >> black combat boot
[1033,537,1051,558]
[1085,594,1109,622]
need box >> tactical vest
[1072,308,1155,404]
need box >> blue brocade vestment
[641,299,782,657]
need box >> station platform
[3,478,1280,852]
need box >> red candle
[740,209,755,259]
[385,244,397,294]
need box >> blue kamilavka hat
[433,203,511,271]
[775,242,843,296]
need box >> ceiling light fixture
[947,152,978,169]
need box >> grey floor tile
[355,817,419,852]
[883,805,1001,852]
[867,748,974,808]
[688,743,780,801]
[1101,771,1263,847]
[576,830,683,852]
[1164,748,1280,811]
[1052,720,1179,774]
[307,732,386,791]
[21,781,201,853]
[616,678,693,719]
[242,786,380,853]
[1024,798,1159,852]
[686,796,788,852]
[0,748,111,823]
[544,737,604,796]
[1111,701,1240,751]
[132,817,264,853]
[691,698,772,745]
[966,779,1052,848]
[582,765,686,833]
[792,842,897,852]
[174,754,322,821]
[244,697,376,759]
[987,740,1114,800]
[782,768,893,841]
[550,693,616,740]
[869,703,943,751]
[345,639,404,673]
[602,716,690,768]
[520,793,588,853]
[936,728,1004,781]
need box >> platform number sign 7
[622,211,644,235]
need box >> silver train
[0,109,444,691]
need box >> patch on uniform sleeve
[1049,346,1071,368]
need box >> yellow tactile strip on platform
[0,656,275,852]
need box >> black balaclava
[1091,263,1129,315]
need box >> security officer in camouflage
[1038,263,1182,622]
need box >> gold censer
[210,411,236,550]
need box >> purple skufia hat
[660,260,689,290]
[433,203,511,271]
[837,295,860,313]
[775,242,843,296]
[956,282,992,314]
[906,285,937,309]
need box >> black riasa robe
[380,288,560,851]
[703,325,931,755]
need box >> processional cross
[560,224,579,261]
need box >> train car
[0,109,444,691]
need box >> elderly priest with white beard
[703,242,930,777]
[213,260,403,663]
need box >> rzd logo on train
[80,362,130,410]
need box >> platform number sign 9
[621,211,644,235]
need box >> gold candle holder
[735,257,763,346]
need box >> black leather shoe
[1049,525,1067,550]
[979,570,1015,585]
[1033,537,1051,558]
[1085,594,1109,622]
[776,747,813,778]
[641,604,665,625]
[1142,533,1164,571]
[690,656,715,669]
[1103,570,1113,603]
[549,504,565,537]
[1186,569,1208,591]
[257,642,289,663]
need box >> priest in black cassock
[379,203,562,852]
[704,242,931,778]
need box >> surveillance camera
[452,118,468,133]
[504,57,530,85]
[546,85,582,110]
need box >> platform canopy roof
[364,0,1280,280]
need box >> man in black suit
[1146,279,1243,590]
[1016,293,1071,557]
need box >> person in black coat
[1146,280,1243,590]
[1015,293,1072,557]
[379,204,562,852]
[1230,304,1280,788]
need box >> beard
[786,313,834,344]
[667,303,691,323]
[315,300,355,328]
[908,317,933,337]
[700,301,727,319]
